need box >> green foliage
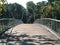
[0,0,60,23]
[48,0,54,3]
[40,4,56,18]
[0,0,7,4]
[26,1,42,23]
[0,0,7,17]
[0,3,2,16]
[1,3,25,19]
[0,25,2,31]
[26,1,36,22]
[53,1,60,19]
[38,0,60,20]
[0,1,2,16]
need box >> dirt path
[5,24,58,40]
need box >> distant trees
[36,0,60,19]
[0,0,60,23]
[0,1,27,23]
[0,0,7,18]
[0,2,2,16]
[0,0,7,4]
[36,1,47,18]
[53,0,60,19]
[0,0,7,16]
[26,1,36,23]
[26,1,41,23]
[26,0,60,23]
[48,0,54,3]
[0,3,25,18]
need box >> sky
[7,0,47,8]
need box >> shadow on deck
[0,33,60,45]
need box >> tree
[0,0,7,4]
[36,1,47,18]
[0,0,7,18]
[53,1,60,19]
[39,0,60,19]
[0,3,2,16]
[40,4,57,18]
[26,1,37,23]
[48,0,54,3]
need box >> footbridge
[0,18,60,45]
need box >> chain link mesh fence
[34,18,60,36]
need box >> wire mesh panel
[34,18,60,34]
[0,18,15,35]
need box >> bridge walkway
[0,24,59,45]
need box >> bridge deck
[0,24,60,45]
[5,24,58,40]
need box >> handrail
[34,18,60,35]
[0,18,15,20]
[0,18,24,35]
[0,18,15,35]
[41,18,60,22]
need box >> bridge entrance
[0,18,60,45]
[0,24,59,45]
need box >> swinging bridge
[0,18,60,45]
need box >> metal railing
[0,18,15,35]
[34,18,60,35]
